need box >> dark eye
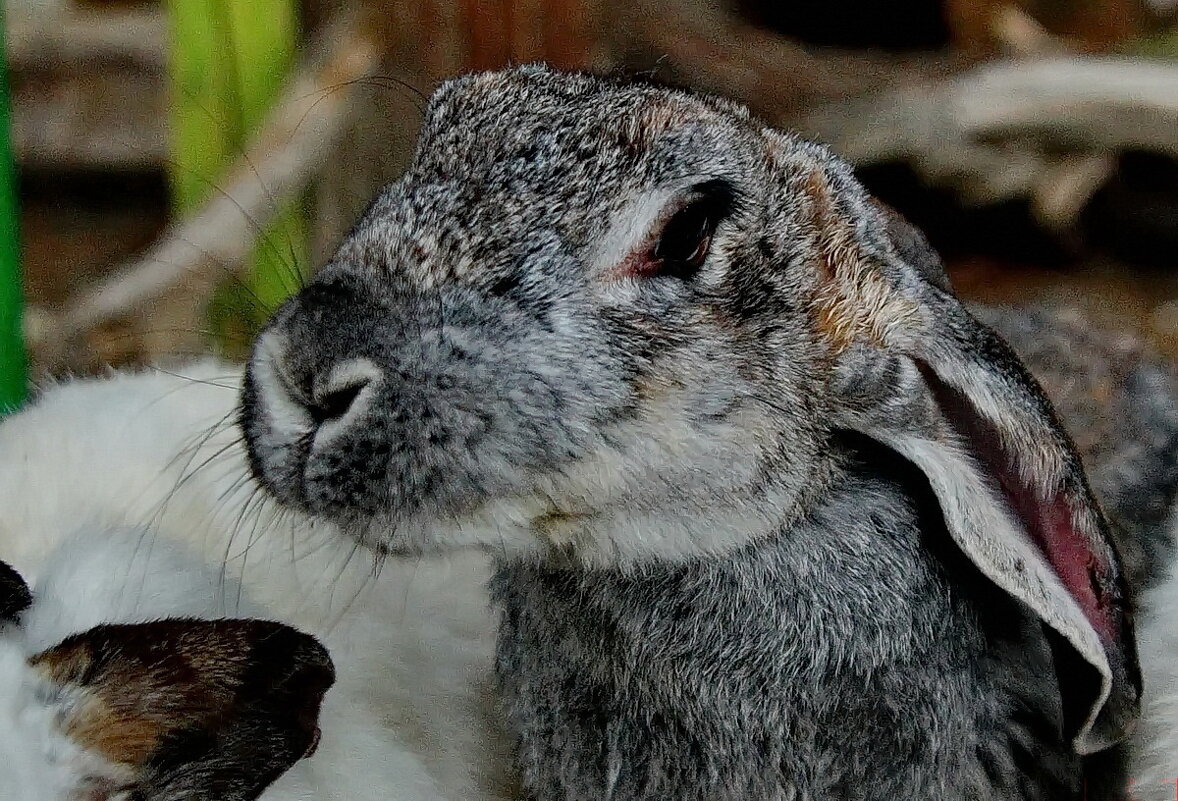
[653,201,717,279]
[642,180,736,281]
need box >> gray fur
[494,452,1081,800]
[239,65,1144,798]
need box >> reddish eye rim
[616,180,737,281]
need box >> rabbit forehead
[419,69,755,200]
[423,65,751,157]
[336,70,762,284]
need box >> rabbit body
[499,305,1178,801]
[0,363,514,801]
[494,445,1080,800]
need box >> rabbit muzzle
[240,269,620,544]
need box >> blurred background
[2,0,1178,393]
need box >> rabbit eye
[652,201,716,278]
[639,180,736,281]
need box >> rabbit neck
[490,453,1092,800]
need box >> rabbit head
[240,65,1137,753]
[0,559,334,801]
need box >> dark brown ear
[0,559,31,622]
[795,159,1139,754]
[31,618,335,801]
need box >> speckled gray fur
[239,65,1145,799]
[494,451,1087,800]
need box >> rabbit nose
[308,367,378,424]
[248,322,384,432]
[310,382,364,423]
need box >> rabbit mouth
[240,323,598,535]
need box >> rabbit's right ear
[31,618,335,801]
[787,154,1139,755]
[0,560,31,623]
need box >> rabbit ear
[0,559,31,622]
[796,161,1140,754]
[30,618,334,800]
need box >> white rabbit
[0,362,514,800]
[0,527,335,800]
[1130,511,1178,801]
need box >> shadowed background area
[5,0,1178,375]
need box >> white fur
[0,529,250,801]
[0,643,98,801]
[0,363,513,800]
[1131,516,1178,801]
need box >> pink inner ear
[1002,475,1115,642]
[929,368,1120,645]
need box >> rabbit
[237,65,1150,800]
[0,363,516,800]
[0,528,334,801]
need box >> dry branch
[609,0,969,121]
[801,57,1178,209]
[30,8,388,366]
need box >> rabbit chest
[492,460,1098,801]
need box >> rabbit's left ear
[796,156,1140,754]
[31,618,335,800]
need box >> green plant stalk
[166,0,306,355]
[0,6,26,415]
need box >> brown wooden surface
[461,0,598,71]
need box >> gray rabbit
[239,66,1145,799]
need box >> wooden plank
[465,0,512,70]
[7,8,166,169]
[542,0,597,68]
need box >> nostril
[311,381,367,424]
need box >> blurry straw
[0,6,26,414]
[165,0,306,354]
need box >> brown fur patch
[27,618,333,798]
[802,171,919,353]
[29,617,332,772]
[30,620,272,768]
